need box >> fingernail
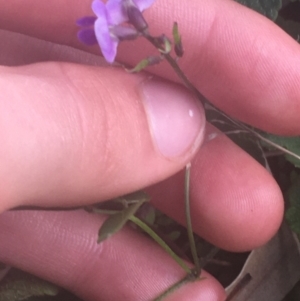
[141,78,205,158]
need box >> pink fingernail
[141,78,205,158]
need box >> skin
[0,0,299,299]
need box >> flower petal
[106,0,155,24]
[92,0,107,18]
[106,0,128,24]
[94,17,119,63]
[76,16,97,27]
[77,29,98,45]
[133,0,155,11]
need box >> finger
[0,31,283,252]
[0,29,106,67]
[0,63,205,212]
[148,124,284,251]
[0,0,300,134]
[0,210,226,301]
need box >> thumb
[0,63,205,211]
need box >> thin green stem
[184,163,200,275]
[152,273,200,301]
[90,207,192,274]
[130,216,192,274]
[143,32,300,163]
[85,208,119,215]
[239,126,300,161]
[87,205,191,274]
[211,111,300,161]
[143,33,204,102]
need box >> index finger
[1,0,300,134]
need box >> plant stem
[184,163,200,275]
[89,207,192,274]
[86,208,119,215]
[143,34,204,102]
[130,216,192,274]
[143,32,300,162]
[152,273,201,301]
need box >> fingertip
[0,210,226,301]
[0,63,205,210]
[140,77,206,159]
[190,127,285,251]
[149,125,284,252]
[164,271,226,301]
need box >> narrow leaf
[98,199,146,243]
[0,269,59,301]
[117,190,150,204]
[126,56,162,73]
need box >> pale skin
[0,0,299,300]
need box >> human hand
[0,0,298,300]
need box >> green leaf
[285,174,300,234]
[0,269,59,301]
[116,191,150,205]
[263,135,300,167]
[126,56,162,73]
[98,196,148,243]
[235,0,282,20]
[141,205,156,225]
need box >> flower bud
[156,35,172,54]
[172,22,184,57]
[125,0,148,32]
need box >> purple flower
[77,0,155,63]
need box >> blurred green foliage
[235,0,282,20]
